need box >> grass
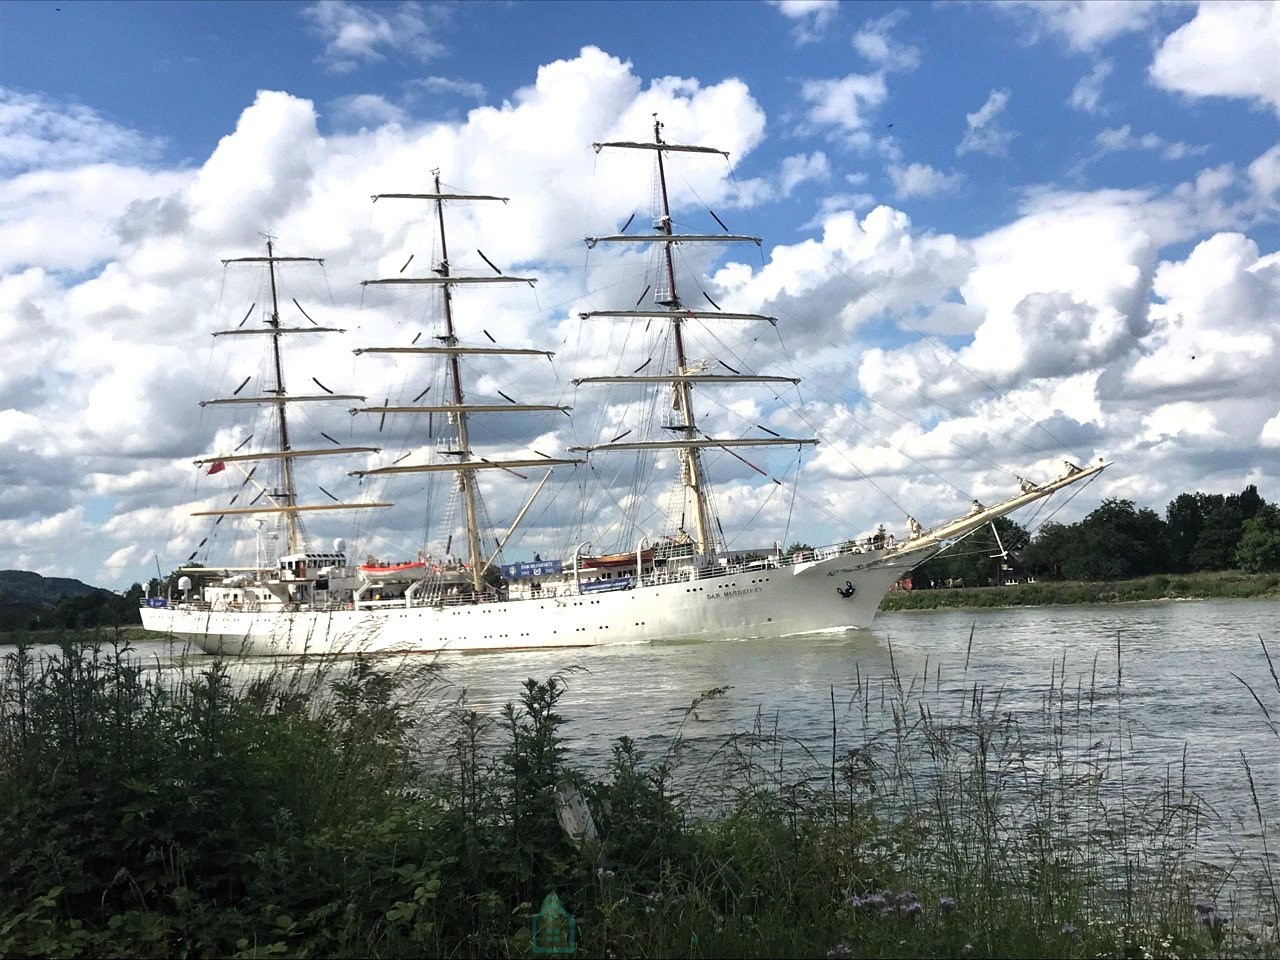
[0,629,1277,958]
[880,570,1280,612]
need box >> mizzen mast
[576,119,816,556]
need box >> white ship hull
[141,547,926,657]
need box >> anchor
[836,581,856,599]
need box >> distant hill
[0,570,113,605]
[0,570,117,631]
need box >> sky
[1,0,1278,589]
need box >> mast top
[592,114,732,158]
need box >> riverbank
[880,569,1280,611]
[1,636,1275,958]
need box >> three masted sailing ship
[142,122,1107,655]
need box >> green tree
[1190,497,1244,570]
[1025,500,1168,582]
[1164,492,1204,572]
[1239,483,1265,521]
[1020,521,1075,580]
[1236,504,1280,573]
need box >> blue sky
[9,1,1272,243]
[1,1,1278,587]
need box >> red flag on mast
[206,461,226,476]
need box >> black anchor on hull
[836,581,856,599]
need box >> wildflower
[846,895,865,909]
[1060,922,1078,938]
[938,896,958,911]
[596,866,616,880]
[900,900,923,920]
[896,890,918,904]
[864,893,887,908]
[826,944,853,959]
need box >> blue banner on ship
[502,560,564,579]
[580,576,633,593]
[146,598,168,608]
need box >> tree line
[911,483,1280,588]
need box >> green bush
[1,635,1275,958]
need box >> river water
[394,599,1280,799]
[59,598,1280,902]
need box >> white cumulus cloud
[1001,0,1164,51]
[1150,1,1280,114]
[887,162,963,199]
[330,93,409,128]
[957,89,1014,157]
[0,87,163,175]
[1068,60,1112,114]
[800,73,888,144]
[301,0,445,73]
[852,10,920,72]
[769,0,839,43]
[780,152,832,195]
[415,76,487,102]
[1095,124,1208,161]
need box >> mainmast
[427,173,487,588]
[653,119,715,554]
[192,239,391,557]
[352,174,581,591]
[576,119,816,557]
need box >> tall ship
[142,123,1107,656]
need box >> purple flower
[900,901,923,919]
[845,895,865,909]
[864,893,887,908]
[896,890,918,904]
[826,944,853,959]
[1060,922,1078,938]
[938,896,958,911]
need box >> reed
[0,629,1275,958]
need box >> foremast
[576,119,816,557]
[191,239,391,559]
[351,173,581,591]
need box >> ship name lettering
[715,587,763,599]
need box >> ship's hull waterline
[141,548,925,657]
